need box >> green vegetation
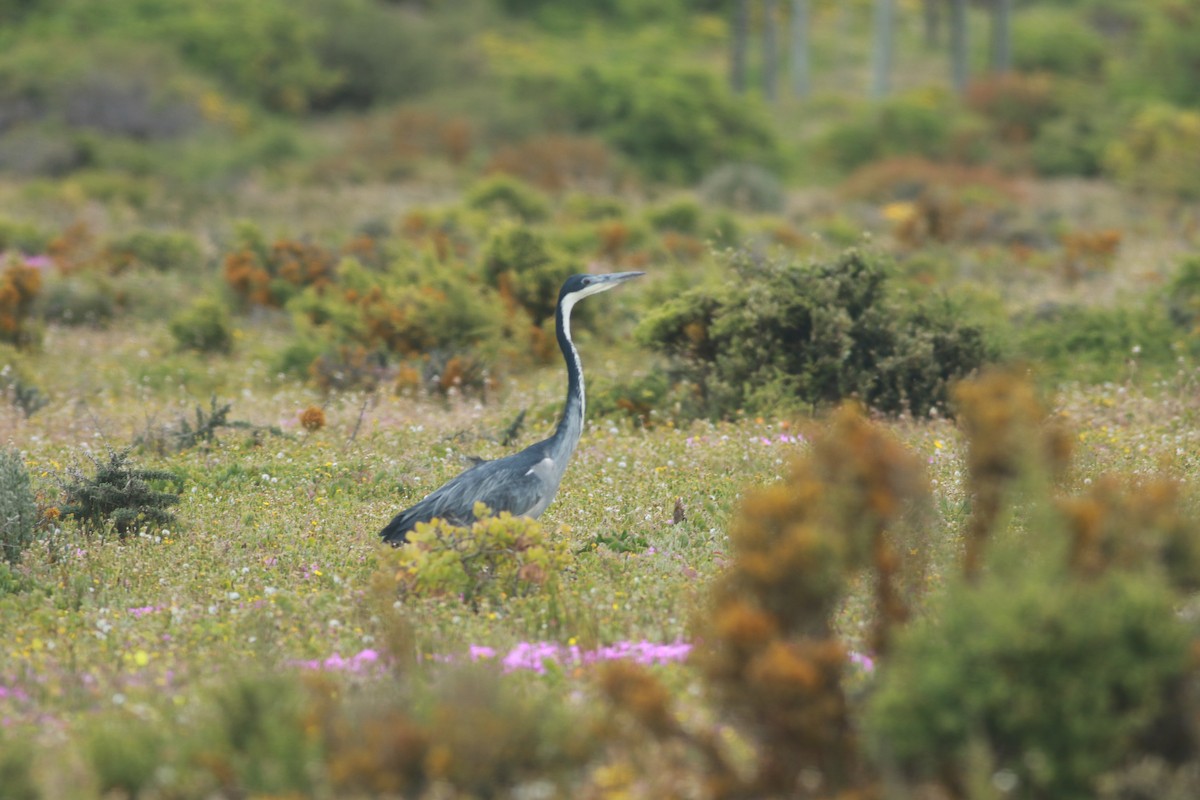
[2,1,1200,797]
[637,249,991,418]
[0,447,37,564]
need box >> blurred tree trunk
[789,0,810,98]
[871,0,896,100]
[923,0,942,47]
[949,0,968,94]
[731,0,749,94]
[990,0,1012,73]
[763,0,779,101]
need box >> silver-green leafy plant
[0,447,37,564]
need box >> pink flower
[469,645,497,661]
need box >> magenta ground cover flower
[296,642,874,677]
[293,648,381,673]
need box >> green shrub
[0,357,48,418]
[0,732,39,800]
[308,0,475,110]
[1167,255,1200,331]
[1014,302,1181,382]
[169,297,234,353]
[104,229,203,273]
[698,163,784,213]
[480,222,573,322]
[822,90,969,172]
[868,570,1191,799]
[379,504,570,607]
[464,175,551,223]
[0,217,51,254]
[200,676,321,796]
[647,197,704,233]
[529,63,781,183]
[37,277,116,327]
[1104,103,1200,198]
[1126,4,1200,108]
[60,449,183,537]
[1031,113,1108,177]
[636,249,992,418]
[1013,8,1108,77]
[0,447,37,565]
[86,716,164,800]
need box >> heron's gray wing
[434,455,554,521]
[380,455,555,544]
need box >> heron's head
[558,271,644,307]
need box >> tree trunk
[923,0,942,47]
[990,0,1012,73]
[871,0,896,100]
[789,0,810,98]
[731,0,749,94]
[949,0,968,95]
[763,0,779,101]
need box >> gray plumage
[381,271,643,544]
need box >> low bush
[636,249,992,418]
[1013,8,1108,77]
[1014,302,1181,382]
[485,134,616,193]
[59,449,183,537]
[0,355,48,417]
[1167,255,1200,331]
[0,447,37,565]
[169,297,234,353]
[464,174,551,223]
[37,276,116,327]
[0,259,42,347]
[377,504,571,607]
[821,90,977,172]
[1104,103,1200,199]
[966,71,1061,143]
[698,163,784,213]
[525,63,781,183]
[103,229,203,273]
[222,224,337,308]
[480,222,574,323]
[842,157,1019,246]
[0,217,52,254]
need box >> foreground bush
[865,372,1200,799]
[637,248,991,418]
[377,504,570,607]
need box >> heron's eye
[582,278,592,285]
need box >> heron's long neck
[551,297,585,461]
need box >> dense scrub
[637,248,991,418]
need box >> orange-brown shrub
[298,406,326,432]
[843,157,1020,246]
[0,261,42,347]
[485,134,615,193]
[223,237,337,308]
[1059,228,1122,282]
[966,71,1060,143]
[696,405,927,794]
[953,369,1072,578]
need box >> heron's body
[380,271,642,544]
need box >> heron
[380,270,644,544]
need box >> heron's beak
[595,271,645,288]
